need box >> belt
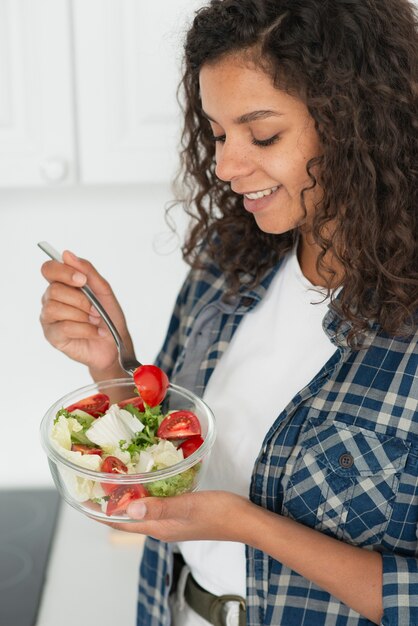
[172,553,246,626]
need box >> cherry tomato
[178,435,204,458]
[100,456,128,495]
[133,365,169,407]
[118,396,145,412]
[66,393,110,418]
[71,443,103,456]
[106,484,149,517]
[157,410,201,440]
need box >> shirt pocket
[282,417,409,546]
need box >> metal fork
[38,241,142,375]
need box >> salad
[50,365,204,517]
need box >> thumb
[127,499,148,520]
[61,249,87,273]
[62,250,114,298]
[127,495,189,521]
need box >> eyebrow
[201,109,283,124]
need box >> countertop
[36,501,144,626]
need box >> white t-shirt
[177,247,337,598]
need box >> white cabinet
[0,0,201,188]
[73,0,200,184]
[0,0,75,187]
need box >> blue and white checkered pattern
[136,252,418,626]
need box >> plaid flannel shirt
[136,251,418,626]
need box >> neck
[297,233,344,289]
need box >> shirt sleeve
[381,552,418,625]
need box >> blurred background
[1,0,203,488]
[0,1,201,624]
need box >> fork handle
[79,283,124,349]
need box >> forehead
[199,54,305,121]
[199,54,275,96]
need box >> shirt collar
[215,256,286,314]
[210,251,378,349]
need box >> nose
[214,139,255,183]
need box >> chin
[253,207,308,236]
[253,216,297,236]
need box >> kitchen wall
[0,184,189,487]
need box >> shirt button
[339,452,354,468]
[241,297,254,307]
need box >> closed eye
[210,134,280,147]
[252,134,280,147]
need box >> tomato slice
[118,396,145,412]
[133,365,169,407]
[71,443,103,456]
[66,393,110,418]
[157,410,201,440]
[100,456,128,495]
[178,435,204,458]
[106,484,149,517]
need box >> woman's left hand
[101,489,384,624]
[102,491,255,543]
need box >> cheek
[275,157,312,196]
[286,145,321,196]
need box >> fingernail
[72,271,86,286]
[90,305,100,316]
[98,327,107,337]
[128,502,147,519]
[89,315,100,325]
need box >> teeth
[244,186,279,200]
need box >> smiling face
[199,54,323,237]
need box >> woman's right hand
[40,250,134,380]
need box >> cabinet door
[73,0,201,184]
[0,0,75,187]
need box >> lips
[242,185,282,213]
[243,185,279,200]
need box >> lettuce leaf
[147,465,200,497]
[54,408,95,445]
[122,405,166,456]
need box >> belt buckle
[209,594,246,626]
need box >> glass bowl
[40,378,216,523]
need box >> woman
[40,1,418,624]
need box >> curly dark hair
[171,0,418,344]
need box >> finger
[89,305,101,319]
[61,250,114,299]
[43,320,103,346]
[40,299,92,326]
[96,519,148,534]
[127,495,192,522]
[42,283,92,314]
[41,259,87,288]
[41,252,115,302]
[127,500,148,520]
